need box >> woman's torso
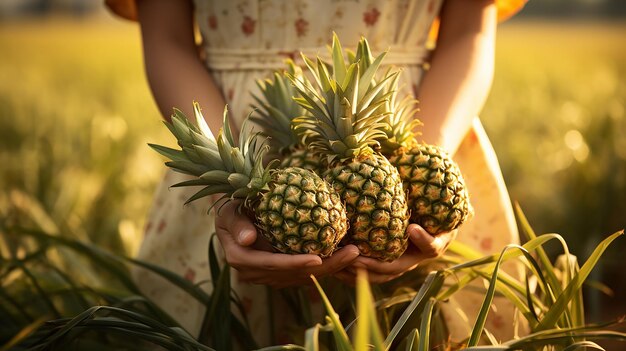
[192,0,443,123]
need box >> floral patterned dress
[106,0,527,346]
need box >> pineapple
[149,103,348,257]
[290,35,410,261]
[379,74,473,235]
[250,60,322,172]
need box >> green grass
[0,14,624,324]
[0,16,170,256]
[482,21,626,323]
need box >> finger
[407,224,443,258]
[217,226,322,270]
[350,239,438,275]
[309,245,360,276]
[242,249,323,271]
[216,201,257,246]
[350,256,405,275]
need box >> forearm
[416,0,497,154]
[137,0,225,135]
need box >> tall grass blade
[255,346,306,351]
[468,245,513,347]
[33,305,101,348]
[514,204,565,296]
[537,230,623,330]
[508,330,626,349]
[562,341,605,351]
[355,270,385,351]
[557,254,585,327]
[383,271,446,349]
[417,298,436,351]
[200,263,232,350]
[310,275,352,351]
[0,316,47,351]
[8,227,139,293]
[403,329,419,351]
[14,261,61,318]
[304,323,322,351]
[25,307,215,350]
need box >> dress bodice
[191,0,444,122]
[192,0,443,55]
[195,0,442,71]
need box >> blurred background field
[0,0,625,335]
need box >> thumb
[407,224,439,258]
[218,201,258,246]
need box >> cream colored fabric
[132,0,523,346]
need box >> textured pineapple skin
[389,144,473,235]
[325,154,409,262]
[255,167,348,257]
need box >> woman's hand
[334,224,456,285]
[215,201,360,288]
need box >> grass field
[1,15,625,325]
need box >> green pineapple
[251,60,322,171]
[290,34,410,262]
[149,103,348,257]
[379,74,473,235]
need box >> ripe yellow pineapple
[378,74,473,235]
[290,35,410,261]
[150,103,348,257]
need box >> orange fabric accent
[497,0,528,22]
[427,0,527,48]
[104,0,137,21]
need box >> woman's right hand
[215,201,360,289]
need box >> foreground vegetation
[1,17,625,350]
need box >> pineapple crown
[344,38,423,154]
[149,102,272,212]
[378,73,423,155]
[288,33,399,163]
[250,60,309,154]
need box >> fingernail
[408,225,420,237]
[432,236,444,251]
[238,229,254,244]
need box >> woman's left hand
[334,224,457,284]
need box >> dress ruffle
[104,0,527,23]
[497,0,528,22]
[104,0,136,21]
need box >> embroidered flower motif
[157,219,167,233]
[227,88,235,102]
[241,15,256,36]
[428,0,436,14]
[490,314,505,329]
[363,7,381,27]
[278,50,297,60]
[184,268,196,283]
[295,18,309,37]
[208,15,218,30]
[480,237,492,251]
